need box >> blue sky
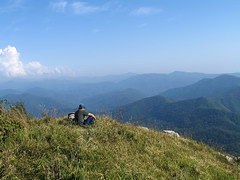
[0,0,240,77]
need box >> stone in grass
[225,156,234,163]
[163,130,180,137]
[140,126,149,130]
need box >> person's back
[75,104,96,125]
[75,108,89,125]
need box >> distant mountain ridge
[118,71,218,95]
[82,89,146,112]
[161,74,240,99]
[3,93,72,117]
[0,71,222,115]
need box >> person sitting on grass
[75,104,96,125]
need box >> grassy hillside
[1,105,239,179]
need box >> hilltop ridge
[0,105,239,179]
[161,74,240,100]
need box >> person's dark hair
[79,104,86,109]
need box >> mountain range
[2,93,72,117]
[114,75,240,155]
[161,74,240,100]
[0,71,220,115]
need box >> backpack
[68,112,75,121]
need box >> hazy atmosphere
[1,1,240,179]
[1,0,240,78]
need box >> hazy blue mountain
[14,82,120,108]
[82,89,146,112]
[0,78,117,92]
[0,72,219,96]
[25,87,57,97]
[2,93,73,117]
[232,72,240,77]
[0,72,221,114]
[114,95,240,155]
[0,89,22,97]
[1,72,239,118]
[118,71,218,96]
[161,75,240,99]
[1,88,146,116]
[72,73,137,83]
[0,73,135,88]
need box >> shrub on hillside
[0,101,29,143]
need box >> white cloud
[71,2,107,15]
[131,7,162,16]
[50,1,68,12]
[25,61,49,75]
[50,1,108,15]
[25,62,72,76]
[0,46,72,78]
[0,46,26,77]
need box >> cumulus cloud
[131,7,162,16]
[50,1,108,15]
[0,46,26,77]
[25,61,49,75]
[0,46,70,78]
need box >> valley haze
[1,0,240,178]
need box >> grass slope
[0,107,239,179]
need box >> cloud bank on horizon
[0,46,70,78]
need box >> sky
[0,0,240,78]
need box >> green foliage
[0,101,29,143]
[0,110,239,179]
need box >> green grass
[0,106,239,179]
